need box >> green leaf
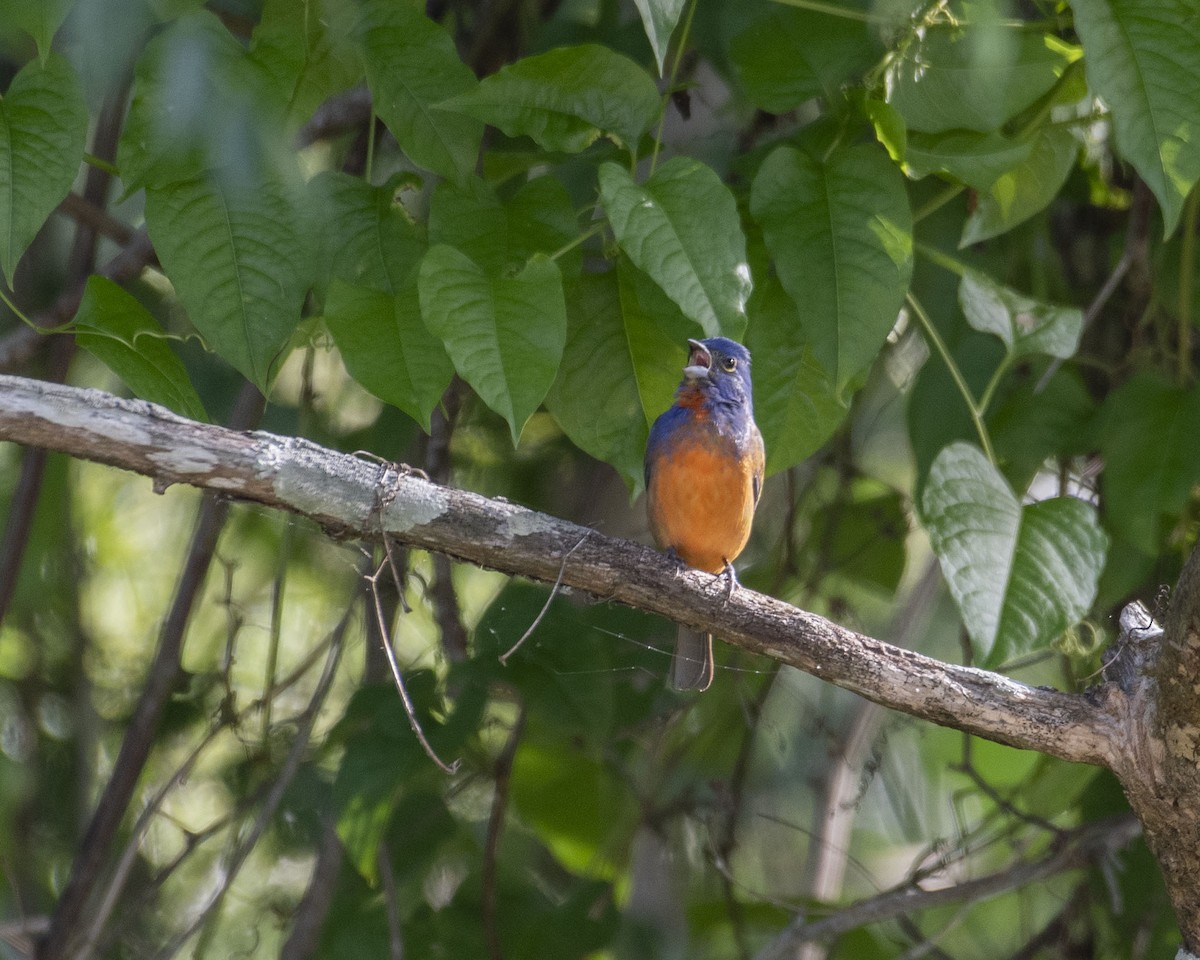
[358,0,483,181]
[418,246,566,444]
[615,257,696,430]
[633,0,686,76]
[746,276,847,475]
[543,273,648,493]
[248,0,362,130]
[1071,0,1200,234]
[439,45,660,154]
[960,125,1078,246]
[1098,374,1200,553]
[311,171,425,294]
[885,18,1074,133]
[750,143,912,393]
[921,441,1107,666]
[119,12,283,191]
[324,278,454,432]
[74,277,208,421]
[903,129,1034,190]
[145,170,315,389]
[0,0,75,61]
[428,175,579,277]
[599,158,751,339]
[0,55,88,282]
[958,270,1082,359]
[729,6,875,113]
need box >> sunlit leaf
[599,158,750,339]
[958,270,1082,359]
[633,0,686,75]
[922,441,1107,666]
[1071,0,1200,234]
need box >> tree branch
[0,375,1125,769]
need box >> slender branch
[755,814,1140,960]
[0,374,1124,769]
[483,705,525,960]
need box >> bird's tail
[670,626,714,691]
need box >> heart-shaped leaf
[418,245,566,444]
[0,55,88,282]
[599,158,750,339]
[0,0,75,62]
[358,0,483,181]
[958,270,1082,359]
[921,442,1108,666]
[74,276,208,422]
[145,169,315,390]
[324,278,454,432]
[750,142,912,393]
[440,45,660,154]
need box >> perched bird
[644,337,765,690]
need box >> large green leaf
[1098,374,1200,553]
[311,171,425,295]
[358,0,483,181]
[0,55,87,282]
[750,143,912,393]
[119,12,292,191]
[74,276,208,422]
[418,245,566,444]
[248,0,362,130]
[615,257,696,430]
[0,0,75,61]
[543,273,648,493]
[729,5,875,113]
[324,278,454,432]
[746,276,847,475]
[633,0,686,76]
[921,442,1107,666]
[960,125,1079,246]
[145,170,315,389]
[958,270,1082,359]
[599,158,750,339]
[885,16,1074,133]
[440,45,660,154]
[428,175,579,277]
[902,129,1034,190]
[1070,0,1200,234]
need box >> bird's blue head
[679,337,754,410]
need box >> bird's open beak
[683,339,711,380]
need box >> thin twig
[377,842,405,960]
[148,612,346,960]
[368,558,461,774]
[499,532,589,664]
[754,814,1140,960]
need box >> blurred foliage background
[0,0,1198,956]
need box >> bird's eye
[721,357,737,372]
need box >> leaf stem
[907,291,996,464]
[915,240,970,277]
[1178,185,1199,384]
[648,0,699,176]
[547,222,604,262]
[913,184,965,224]
[365,108,378,185]
[83,152,120,178]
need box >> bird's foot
[665,547,686,579]
[717,560,739,606]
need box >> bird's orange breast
[647,437,758,574]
